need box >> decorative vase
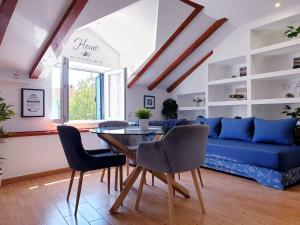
[139,119,149,129]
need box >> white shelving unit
[176,92,206,120]
[207,13,300,119]
[178,106,206,111]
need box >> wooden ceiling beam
[0,0,18,45]
[167,50,213,92]
[127,0,203,88]
[148,18,227,91]
[29,0,88,79]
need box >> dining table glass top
[90,126,164,135]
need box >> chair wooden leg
[152,173,155,186]
[197,168,204,188]
[107,167,111,194]
[191,169,206,214]
[67,170,75,201]
[126,157,129,176]
[115,167,118,191]
[171,174,175,195]
[74,171,84,215]
[100,168,106,182]
[119,166,123,191]
[167,174,175,225]
[135,169,147,210]
[178,173,181,180]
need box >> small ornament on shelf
[229,93,245,100]
[239,67,247,77]
[286,93,295,98]
[293,57,300,69]
[193,96,204,107]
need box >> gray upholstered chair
[98,121,143,193]
[135,125,209,224]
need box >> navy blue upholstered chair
[57,125,126,214]
[135,125,209,224]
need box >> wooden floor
[1,168,300,225]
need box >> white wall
[126,86,171,121]
[0,76,52,132]
[0,74,171,179]
[1,132,100,179]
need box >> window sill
[8,128,90,138]
[64,120,105,129]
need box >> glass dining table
[90,126,191,214]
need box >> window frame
[52,57,126,125]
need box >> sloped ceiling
[0,0,72,74]
[195,0,300,27]
[0,0,138,75]
[130,0,300,90]
[86,0,159,54]
[134,0,234,88]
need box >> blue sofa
[147,118,300,189]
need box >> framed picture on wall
[21,88,45,117]
[293,57,300,69]
[144,95,155,109]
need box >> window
[51,57,126,123]
[68,69,98,121]
[51,65,61,121]
[105,69,126,120]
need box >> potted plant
[284,26,300,39]
[162,98,178,119]
[135,108,152,129]
[193,96,204,107]
[0,95,15,186]
[282,105,300,126]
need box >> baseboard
[1,167,71,186]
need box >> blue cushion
[196,117,220,138]
[206,138,300,171]
[219,118,254,142]
[252,118,297,145]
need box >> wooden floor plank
[1,168,300,225]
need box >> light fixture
[275,1,281,7]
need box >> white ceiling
[86,0,159,54]
[195,0,300,27]
[0,0,72,74]
[0,0,138,75]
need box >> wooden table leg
[151,171,190,198]
[123,167,136,186]
[109,166,143,214]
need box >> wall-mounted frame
[144,95,155,109]
[21,88,45,117]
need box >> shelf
[178,106,206,111]
[252,97,300,105]
[251,68,300,81]
[208,76,247,86]
[250,38,300,56]
[208,100,248,106]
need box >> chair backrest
[57,125,87,170]
[98,120,129,128]
[99,120,130,146]
[162,125,209,173]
